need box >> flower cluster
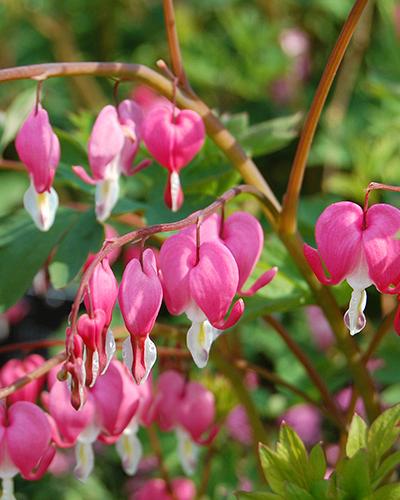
[0,357,218,498]
[304,201,400,336]
[64,210,276,407]
[16,94,205,230]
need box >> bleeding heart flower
[73,101,149,222]
[304,202,400,335]
[15,104,60,231]
[0,355,45,405]
[142,105,205,212]
[0,401,55,498]
[119,249,163,384]
[133,477,196,500]
[159,231,244,368]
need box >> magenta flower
[142,105,205,212]
[304,202,400,335]
[0,401,55,497]
[279,404,322,446]
[133,477,196,500]
[226,405,252,446]
[0,355,45,405]
[73,100,147,221]
[119,249,163,384]
[77,258,118,387]
[159,232,244,367]
[15,104,60,231]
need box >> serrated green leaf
[373,483,400,500]
[372,450,400,488]
[238,113,301,157]
[346,413,368,458]
[259,444,291,495]
[0,209,76,311]
[335,449,372,499]
[49,210,104,289]
[308,444,327,482]
[368,404,400,473]
[0,87,36,152]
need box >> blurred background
[0,0,400,498]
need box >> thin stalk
[146,425,176,499]
[264,315,346,430]
[0,339,64,354]
[280,0,369,234]
[362,307,396,363]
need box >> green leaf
[335,449,372,499]
[372,450,400,488]
[0,209,76,311]
[346,413,368,458]
[238,113,301,157]
[221,111,249,135]
[284,483,314,500]
[368,404,400,472]
[49,210,104,289]
[308,444,327,482]
[0,87,36,152]
[373,483,400,500]
[259,444,288,495]
[236,492,282,500]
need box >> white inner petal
[23,182,59,232]
[74,442,94,482]
[170,171,181,212]
[346,253,373,290]
[142,337,157,384]
[89,350,99,388]
[122,337,133,372]
[95,176,120,222]
[344,289,367,336]
[176,428,198,476]
[115,428,142,476]
[187,320,221,369]
[101,329,116,375]
[0,478,16,500]
[185,303,207,323]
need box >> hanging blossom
[0,401,55,500]
[142,104,205,212]
[15,104,60,231]
[46,360,139,482]
[133,477,196,500]
[0,354,45,405]
[118,249,163,384]
[304,201,400,336]
[73,100,149,222]
[159,212,277,367]
[151,370,218,475]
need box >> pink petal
[84,258,118,325]
[363,204,400,292]
[0,355,45,405]
[6,401,52,478]
[88,105,124,179]
[211,298,244,330]
[119,249,163,337]
[15,105,60,192]
[72,166,97,185]
[190,241,239,326]
[91,360,139,437]
[239,267,278,297]
[152,370,185,432]
[159,234,196,315]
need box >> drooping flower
[0,354,45,405]
[142,105,205,212]
[0,401,55,498]
[159,231,244,368]
[15,104,60,231]
[119,249,163,384]
[77,258,118,387]
[73,101,148,222]
[304,202,400,335]
[279,404,322,446]
[133,477,196,500]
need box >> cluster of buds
[64,210,277,407]
[0,357,217,498]
[16,91,205,231]
[304,199,400,336]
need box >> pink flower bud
[226,405,252,445]
[119,249,163,384]
[142,105,205,211]
[279,404,322,446]
[15,104,60,231]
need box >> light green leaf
[372,450,400,489]
[373,483,400,500]
[335,449,372,499]
[236,492,282,500]
[284,483,314,500]
[49,210,104,289]
[346,413,368,458]
[368,404,400,472]
[0,87,36,152]
[308,444,327,482]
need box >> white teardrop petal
[344,289,367,336]
[176,428,198,476]
[0,478,16,500]
[142,337,157,384]
[95,176,120,222]
[186,320,220,368]
[23,183,59,231]
[122,337,133,372]
[170,171,181,212]
[74,442,94,482]
[115,430,142,476]
[101,329,116,375]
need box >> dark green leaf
[308,444,327,482]
[372,450,400,489]
[335,449,372,499]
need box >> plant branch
[162,0,189,88]
[280,0,369,234]
[146,425,176,498]
[264,315,346,430]
[0,351,66,401]
[362,307,396,363]
[0,339,64,354]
